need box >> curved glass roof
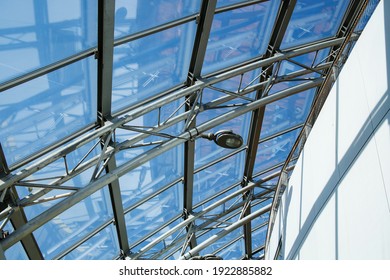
[0,0,379,260]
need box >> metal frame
[263,0,370,259]
[0,0,372,259]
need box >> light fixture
[200,130,243,149]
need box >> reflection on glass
[4,242,29,260]
[112,22,196,112]
[118,145,183,211]
[61,224,120,260]
[130,217,184,259]
[32,187,113,260]
[260,89,316,139]
[281,0,349,49]
[197,225,243,258]
[125,183,182,247]
[254,128,300,175]
[217,238,245,260]
[193,151,245,206]
[354,0,380,32]
[276,48,330,79]
[115,0,201,39]
[202,1,280,75]
[2,223,28,260]
[0,57,97,166]
[0,0,97,83]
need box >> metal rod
[17,182,80,192]
[0,49,95,92]
[180,204,271,259]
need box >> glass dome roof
[0,0,380,260]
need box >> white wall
[266,1,390,260]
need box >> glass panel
[125,183,183,246]
[202,1,280,75]
[253,172,279,196]
[260,89,316,139]
[115,0,201,39]
[217,238,245,260]
[250,200,271,247]
[0,57,97,166]
[195,112,251,169]
[281,0,349,49]
[201,68,260,104]
[119,145,183,211]
[61,224,120,260]
[0,0,97,83]
[130,217,185,260]
[2,223,28,260]
[354,0,380,32]
[112,22,197,112]
[4,242,29,260]
[32,187,113,260]
[276,48,330,79]
[198,226,243,258]
[193,151,245,206]
[254,128,301,175]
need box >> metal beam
[10,207,43,260]
[0,244,5,260]
[97,0,116,122]
[187,0,217,83]
[0,144,9,176]
[0,49,95,93]
[181,0,218,248]
[105,156,130,256]
[263,0,370,259]
[240,0,297,259]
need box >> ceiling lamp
[200,130,243,149]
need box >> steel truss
[0,0,369,259]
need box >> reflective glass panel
[125,183,183,246]
[355,0,380,32]
[2,223,28,260]
[4,242,29,260]
[251,201,271,249]
[202,1,280,75]
[0,0,97,83]
[260,89,316,139]
[130,217,184,260]
[112,22,197,112]
[119,145,183,211]
[0,57,97,166]
[32,187,113,260]
[61,224,120,260]
[217,238,245,259]
[193,183,241,215]
[197,222,243,258]
[115,0,201,39]
[193,151,245,206]
[281,0,349,49]
[254,128,301,175]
